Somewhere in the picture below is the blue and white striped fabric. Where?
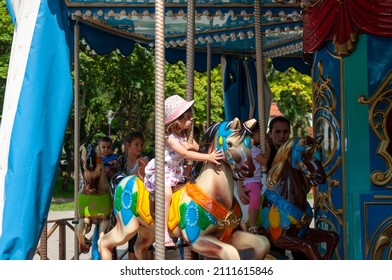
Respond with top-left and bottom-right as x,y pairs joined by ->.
0,0 -> 73,259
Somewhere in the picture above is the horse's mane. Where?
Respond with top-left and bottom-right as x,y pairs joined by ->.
267,138 -> 295,189
189,122 -> 221,182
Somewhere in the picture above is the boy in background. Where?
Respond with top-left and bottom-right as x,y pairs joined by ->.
98,136 -> 118,180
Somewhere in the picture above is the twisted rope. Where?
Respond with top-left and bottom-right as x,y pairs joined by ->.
255,0 -> 266,154
184,0 -> 196,259
73,18 -> 80,260
154,0 -> 166,260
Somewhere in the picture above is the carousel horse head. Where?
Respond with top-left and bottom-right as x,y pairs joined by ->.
290,135 -> 326,186
80,143 -> 107,195
261,135 -> 338,260
267,135 -> 326,204
191,118 -> 256,181
98,118 -> 271,260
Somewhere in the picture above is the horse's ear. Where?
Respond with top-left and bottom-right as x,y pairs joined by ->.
315,135 -> 324,144
96,145 -> 102,157
232,118 -> 241,130
80,145 -> 87,163
244,118 -> 257,132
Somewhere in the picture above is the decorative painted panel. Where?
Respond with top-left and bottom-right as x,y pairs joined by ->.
361,194 -> 392,260
312,46 -> 344,259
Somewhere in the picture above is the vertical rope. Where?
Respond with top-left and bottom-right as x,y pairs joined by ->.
154,0 -> 166,260
185,0 -> 195,102
207,42 -> 212,127
185,0 -> 195,146
73,18 -> 80,260
255,0 -> 266,154
184,0 -> 196,259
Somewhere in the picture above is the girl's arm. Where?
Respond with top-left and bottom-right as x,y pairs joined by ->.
236,180 -> 250,205
254,142 -> 271,166
167,136 -> 223,165
182,139 -> 200,151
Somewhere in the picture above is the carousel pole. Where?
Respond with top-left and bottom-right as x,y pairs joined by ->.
255,0 -> 267,154
185,0 -> 195,146
184,0 -> 199,260
185,0 -> 195,103
72,17 -> 80,260
207,41 -> 212,128
154,0 -> 166,260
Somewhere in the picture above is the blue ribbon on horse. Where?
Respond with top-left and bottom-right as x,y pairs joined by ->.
291,138 -> 306,168
264,189 -> 312,238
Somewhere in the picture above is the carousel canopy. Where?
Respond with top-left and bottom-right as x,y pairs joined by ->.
65,0 -> 312,73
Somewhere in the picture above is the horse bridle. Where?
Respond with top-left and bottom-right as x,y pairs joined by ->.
215,121 -> 252,167
291,138 -> 322,183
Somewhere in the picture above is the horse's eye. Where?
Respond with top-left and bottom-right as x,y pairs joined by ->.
227,142 -> 232,148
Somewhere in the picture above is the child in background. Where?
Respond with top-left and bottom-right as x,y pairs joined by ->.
117,131 -> 148,180
116,131 -> 151,260
144,94 -> 224,248
98,136 -> 119,180
237,122 -> 270,234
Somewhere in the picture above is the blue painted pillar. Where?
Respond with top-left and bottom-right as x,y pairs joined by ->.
313,34 -> 392,260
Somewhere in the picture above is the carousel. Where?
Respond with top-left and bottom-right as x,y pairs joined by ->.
0,0 -> 392,260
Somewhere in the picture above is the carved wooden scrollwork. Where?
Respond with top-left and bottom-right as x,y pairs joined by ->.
313,60 -> 343,228
358,71 -> 392,188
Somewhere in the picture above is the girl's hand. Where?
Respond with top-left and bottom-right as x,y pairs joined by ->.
137,157 -> 149,179
209,149 -> 224,165
237,181 -> 250,205
137,156 -> 149,167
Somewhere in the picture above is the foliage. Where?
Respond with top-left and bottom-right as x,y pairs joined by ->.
0,2 -> 13,113
267,63 -> 312,137
76,44 -> 155,149
59,44 -> 156,191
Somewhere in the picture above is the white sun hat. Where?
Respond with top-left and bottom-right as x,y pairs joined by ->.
164,95 -> 194,125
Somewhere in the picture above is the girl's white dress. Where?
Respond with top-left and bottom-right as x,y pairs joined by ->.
144,133 -> 187,192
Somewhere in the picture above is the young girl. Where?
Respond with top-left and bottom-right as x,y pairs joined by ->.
237,122 -> 270,234
117,131 -> 149,180
116,131 -> 151,260
144,94 -> 223,248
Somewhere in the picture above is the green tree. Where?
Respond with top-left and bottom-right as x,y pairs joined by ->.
267,63 -> 312,137
59,44 -> 156,191
0,2 -> 13,113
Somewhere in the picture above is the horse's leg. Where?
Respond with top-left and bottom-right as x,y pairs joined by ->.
76,218 -> 91,254
99,215 -> 139,260
227,231 -> 270,260
91,218 -> 111,260
305,229 -> 339,260
91,225 -> 101,260
134,225 -> 155,260
275,233 -> 321,260
190,236 -> 241,260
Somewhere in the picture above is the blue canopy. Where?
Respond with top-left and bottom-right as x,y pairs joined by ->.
66,0 -> 310,74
